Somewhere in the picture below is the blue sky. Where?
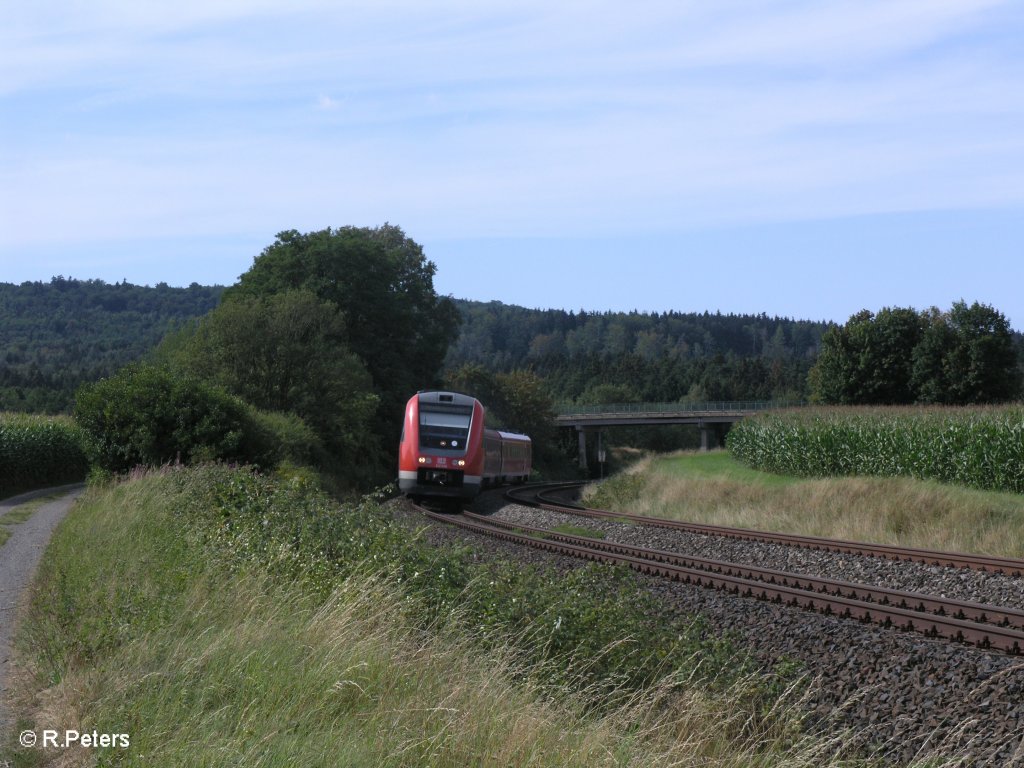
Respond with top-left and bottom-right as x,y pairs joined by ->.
2,1 -> 1022,325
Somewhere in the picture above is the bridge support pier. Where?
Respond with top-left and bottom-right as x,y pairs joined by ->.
699,422 -> 728,451
577,427 -> 588,470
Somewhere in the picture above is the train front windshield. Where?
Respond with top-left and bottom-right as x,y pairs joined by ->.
419,404 -> 472,450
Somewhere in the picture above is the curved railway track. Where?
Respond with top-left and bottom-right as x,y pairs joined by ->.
412,483 -> 1024,654
508,481 -> 1024,576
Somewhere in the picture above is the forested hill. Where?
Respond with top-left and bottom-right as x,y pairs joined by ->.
1,280 -> 838,412
445,299 -> 832,402
13,279 -> 1016,413
0,278 -> 224,412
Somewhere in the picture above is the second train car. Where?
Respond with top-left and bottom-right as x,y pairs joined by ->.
398,390 -> 532,500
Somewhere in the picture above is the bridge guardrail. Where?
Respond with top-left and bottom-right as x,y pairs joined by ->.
554,401 -> 802,418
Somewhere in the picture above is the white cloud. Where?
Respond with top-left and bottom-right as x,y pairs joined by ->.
317,94 -> 340,111
1,0 -> 1022,250
671,0 -> 1010,68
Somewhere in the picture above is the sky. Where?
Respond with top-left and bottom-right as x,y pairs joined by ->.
2,1 -> 1022,326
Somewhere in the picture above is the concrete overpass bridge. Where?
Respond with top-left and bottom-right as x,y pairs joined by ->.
554,401 -> 794,468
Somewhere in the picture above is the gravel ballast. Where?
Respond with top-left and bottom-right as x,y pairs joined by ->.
395,491 -> 1024,766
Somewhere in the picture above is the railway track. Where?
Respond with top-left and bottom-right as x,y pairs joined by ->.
507,481 -> 1024,576
412,485 -> 1024,654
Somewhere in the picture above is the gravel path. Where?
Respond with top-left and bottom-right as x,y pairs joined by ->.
0,485 -> 84,737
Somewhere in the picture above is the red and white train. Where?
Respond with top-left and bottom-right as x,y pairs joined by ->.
398,391 -> 532,501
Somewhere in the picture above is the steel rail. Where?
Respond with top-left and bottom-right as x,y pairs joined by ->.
506,482 -> 1024,576
416,503 -> 1024,654
464,511 -> 1024,631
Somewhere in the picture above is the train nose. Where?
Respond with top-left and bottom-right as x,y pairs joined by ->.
422,468 -> 464,486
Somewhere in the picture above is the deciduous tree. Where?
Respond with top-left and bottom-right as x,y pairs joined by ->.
223,224 -> 459,481
174,290 -> 379,478
227,225 -> 459,422
813,302 -> 1019,405
941,301 -> 1019,403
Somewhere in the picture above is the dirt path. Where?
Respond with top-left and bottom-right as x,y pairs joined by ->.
0,485 -> 84,737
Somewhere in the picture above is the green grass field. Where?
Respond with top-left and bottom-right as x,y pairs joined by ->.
655,450 -> 800,488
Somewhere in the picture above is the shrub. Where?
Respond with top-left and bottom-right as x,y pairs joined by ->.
75,364 -> 255,473
239,407 -> 325,470
0,412 -> 90,496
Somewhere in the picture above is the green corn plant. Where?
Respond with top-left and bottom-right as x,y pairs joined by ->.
0,412 -> 90,496
728,406 -> 1024,494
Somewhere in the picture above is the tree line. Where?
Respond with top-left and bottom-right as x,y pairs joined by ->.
4,228 -> 1022,488
809,302 -> 1022,405
446,300 -> 831,404
0,278 -> 223,412
2,269 -> 836,417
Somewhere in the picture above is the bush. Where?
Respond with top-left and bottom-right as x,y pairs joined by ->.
240,407 -> 326,470
0,412 -> 90,496
75,364 -> 257,473
728,406 -> 1024,493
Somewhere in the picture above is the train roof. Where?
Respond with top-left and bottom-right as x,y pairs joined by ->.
415,392 -> 531,441
495,430 -> 531,442
416,390 -> 479,407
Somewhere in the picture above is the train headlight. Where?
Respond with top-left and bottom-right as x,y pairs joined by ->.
456,460 -> 465,467
418,457 -> 427,464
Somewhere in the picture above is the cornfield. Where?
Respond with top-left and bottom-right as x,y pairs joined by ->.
0,412 -> 90,496
728,406 -> 1024,494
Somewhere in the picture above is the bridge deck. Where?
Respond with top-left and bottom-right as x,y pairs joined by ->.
553,402 -> 797,464
554,401 -> 792,428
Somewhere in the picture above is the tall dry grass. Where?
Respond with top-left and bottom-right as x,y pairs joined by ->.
586,451 -> 1024,557
25,571 -> 863,768
4,472 -> 889,767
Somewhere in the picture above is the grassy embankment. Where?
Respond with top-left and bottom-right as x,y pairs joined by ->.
2,466 -> 884,768
586,449 -> 1024,558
